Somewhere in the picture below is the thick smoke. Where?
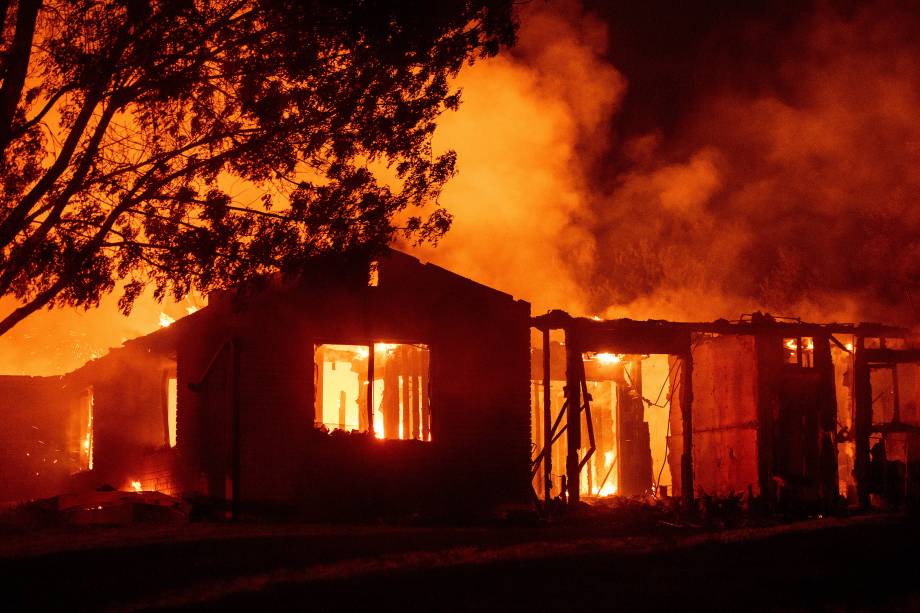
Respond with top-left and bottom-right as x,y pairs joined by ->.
423,0 -> 920,326
595,2 -> 920,324
416,0 -> 624,315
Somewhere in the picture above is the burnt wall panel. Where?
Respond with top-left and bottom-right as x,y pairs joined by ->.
66,252 -> 534,514
237,324 -> 312,504
426,293 -> 532,508
192,253 -> 534,513
690,335 -> 760,497
92,368 -> 164,487
135,448 -> 179,496
296,435 -> 437,518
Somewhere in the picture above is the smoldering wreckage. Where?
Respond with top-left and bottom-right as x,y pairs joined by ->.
1,250 -> 918,526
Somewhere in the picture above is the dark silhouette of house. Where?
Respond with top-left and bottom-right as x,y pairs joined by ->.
0,251 -> 532,516
1,252 -> 917,517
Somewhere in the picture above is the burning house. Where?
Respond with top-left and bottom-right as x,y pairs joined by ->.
1,252 -> 917,519
1,251 -> 532,517
530,311 -> 918,512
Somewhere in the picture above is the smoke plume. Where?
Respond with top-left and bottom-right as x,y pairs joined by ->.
423,0 -> 920,326
416,0 -> 624,315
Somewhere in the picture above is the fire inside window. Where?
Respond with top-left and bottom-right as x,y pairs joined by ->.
368,260 -> 379,287
783,337 -> 814,368
313,343 -> 431,441
166,376 -> 178,447
81,387 -> 94,471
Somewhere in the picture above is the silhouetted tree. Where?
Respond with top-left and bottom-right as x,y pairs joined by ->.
0,0 -> 516,334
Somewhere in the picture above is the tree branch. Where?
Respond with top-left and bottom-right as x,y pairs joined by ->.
0,95 -> 123,296
0,0 -> 42,156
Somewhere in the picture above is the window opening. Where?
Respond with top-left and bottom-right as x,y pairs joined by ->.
783,337 -> 814,367
313,343 -> 430,441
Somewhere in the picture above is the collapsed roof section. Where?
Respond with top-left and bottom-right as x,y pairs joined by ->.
530,309 -> 914,511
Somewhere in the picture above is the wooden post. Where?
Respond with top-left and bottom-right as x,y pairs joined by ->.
814,335 -> 839,508
367,343 -> 375,437
543,330 -> 553,504
338,390 -> 346,431
314,346 -> 324,427
400,346 -> 411,440
421,349 -> 430,441
680,351 -> 694,506
411,347 -> 421,440
382,348 -> 399,438
565,328 -> 581,505
587,448 -> 594,495
533,380 -> 542,451
533,379 -> 542,496
853,336 -> 872,508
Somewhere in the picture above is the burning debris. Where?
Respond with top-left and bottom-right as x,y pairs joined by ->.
0,252 -> 533,519
531,310 -> 919,516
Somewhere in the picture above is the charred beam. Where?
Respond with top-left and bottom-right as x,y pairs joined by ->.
680,351 -> 694,505
564,328 -> 581,505
854,336 -> 872,508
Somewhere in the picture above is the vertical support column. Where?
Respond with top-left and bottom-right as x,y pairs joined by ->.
565,328 -> 581,505
542,329 -> 552,504
532,380 -> 542,456
382,349 -> 399,438
400,346 -> 411,439
314,346 -> 324,427
853,336 -> 872,508
814,335 -> 839,508
411,348 -> 421,440
680,350 -> 694,506
367,343 -> 375,438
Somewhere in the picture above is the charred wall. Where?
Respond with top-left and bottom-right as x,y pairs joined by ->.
669,331 -> 840,508
670,334 -> 760,498
66,344 -> 177,492
177,252 -> 532,515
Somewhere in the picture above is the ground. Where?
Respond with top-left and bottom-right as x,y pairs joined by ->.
1,512 -> 918,611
